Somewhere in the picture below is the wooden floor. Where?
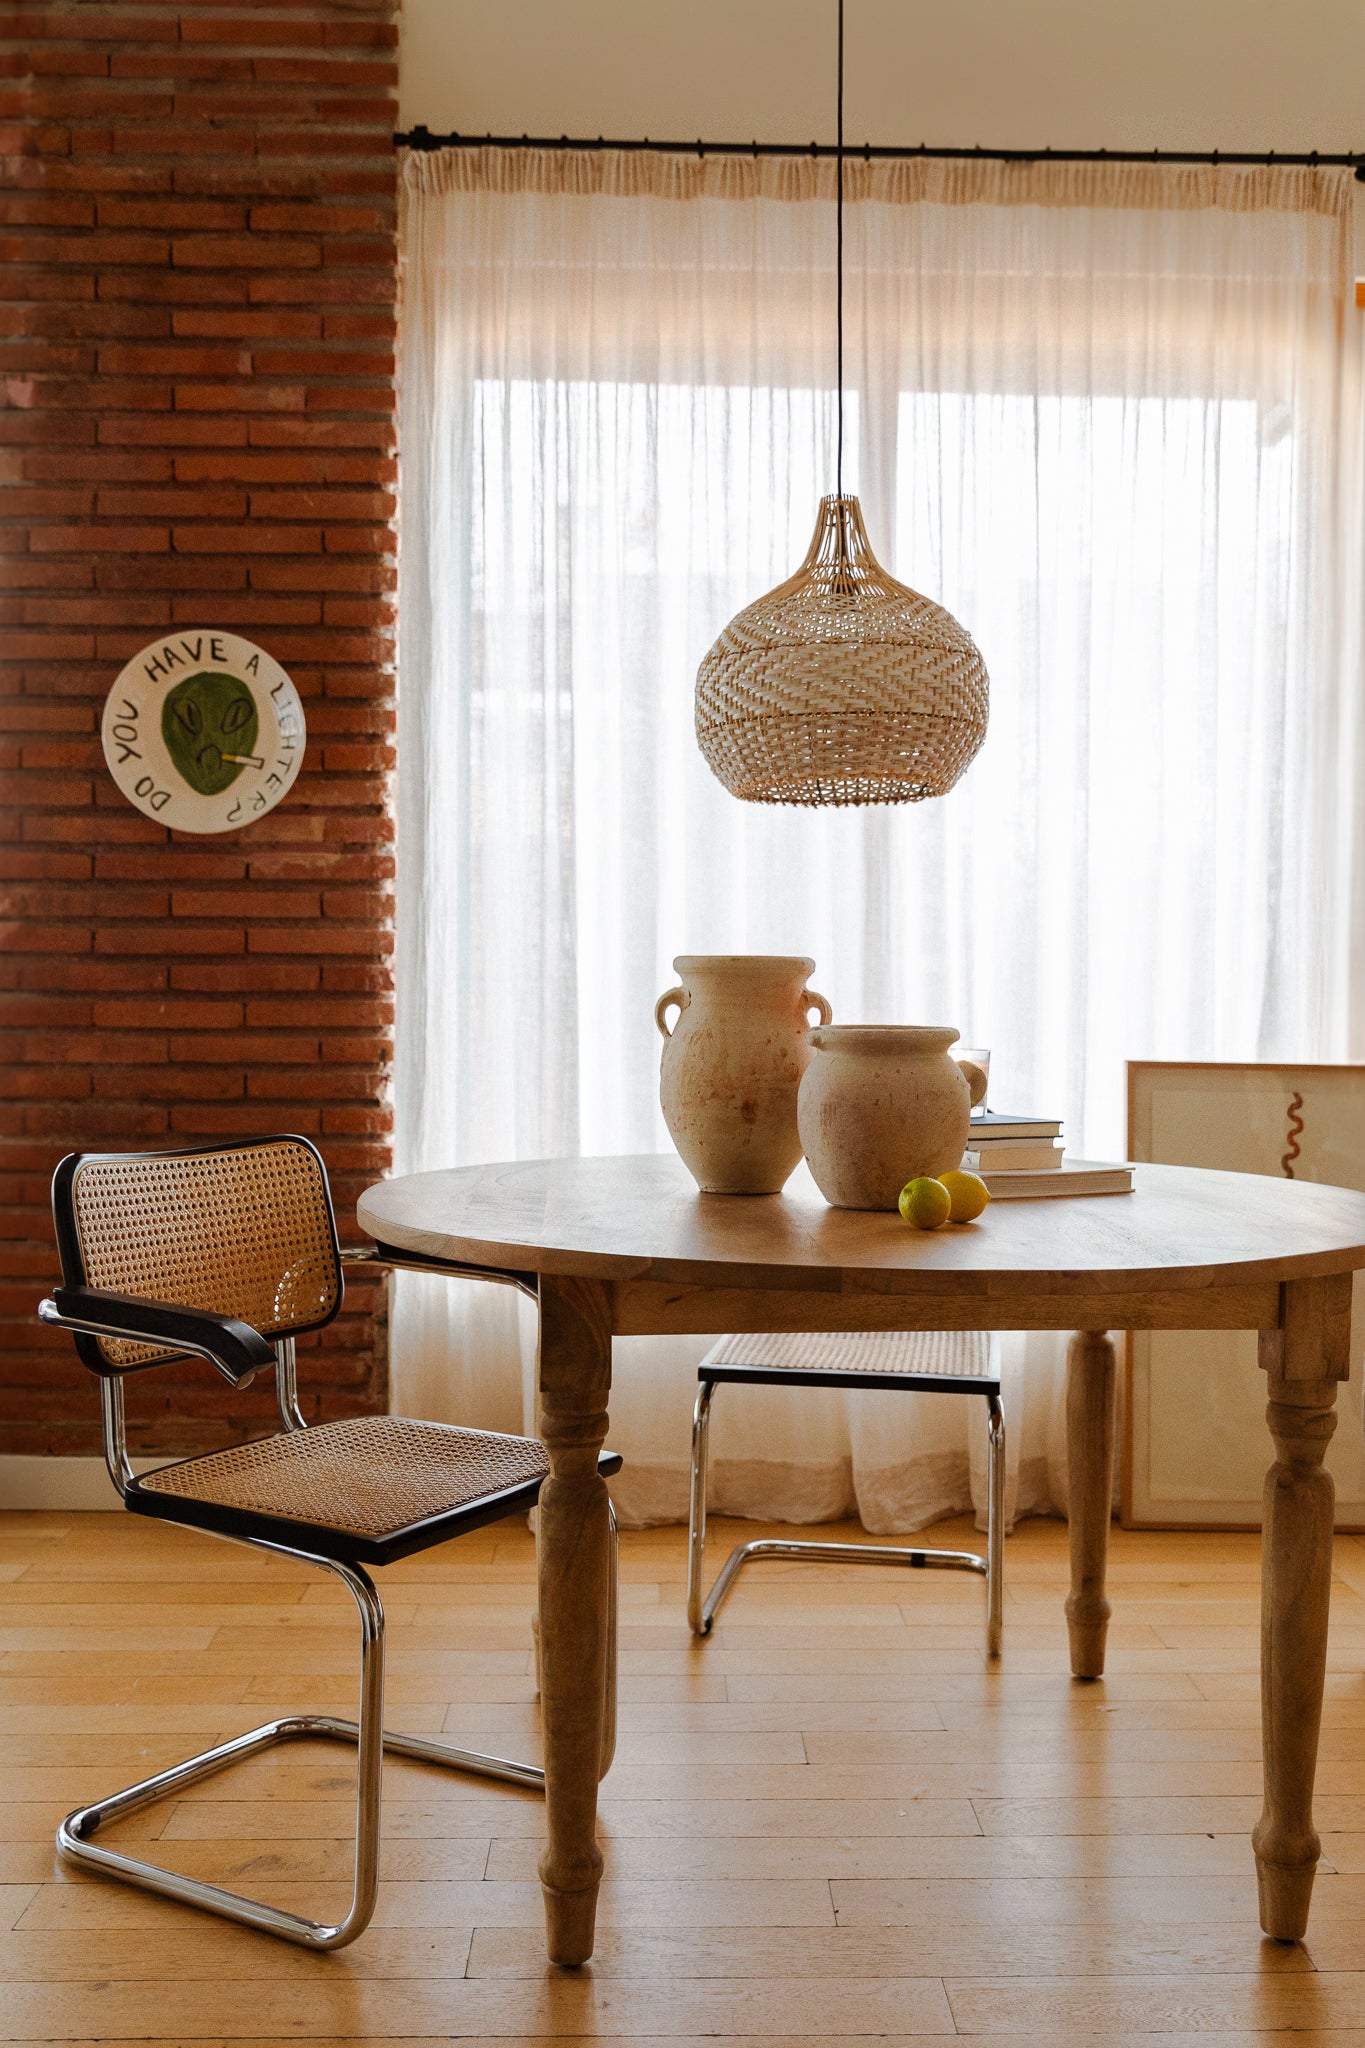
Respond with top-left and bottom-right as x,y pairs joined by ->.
8,1512 -> 1365,2044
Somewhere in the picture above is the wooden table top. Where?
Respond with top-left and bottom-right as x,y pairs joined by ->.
357,1155 -> 1365,1294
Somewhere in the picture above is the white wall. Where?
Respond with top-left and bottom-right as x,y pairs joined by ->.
400,0 -> 1364,155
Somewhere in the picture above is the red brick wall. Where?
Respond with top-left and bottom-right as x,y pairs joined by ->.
1,1 -> 399,1457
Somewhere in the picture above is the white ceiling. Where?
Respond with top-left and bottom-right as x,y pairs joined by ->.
399,0 -> 1364,155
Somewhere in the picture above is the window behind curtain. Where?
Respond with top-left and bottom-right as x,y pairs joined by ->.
389,150 -> 1364,1479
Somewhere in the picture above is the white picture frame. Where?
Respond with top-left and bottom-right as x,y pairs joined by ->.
1124,1060 -> 1365,1530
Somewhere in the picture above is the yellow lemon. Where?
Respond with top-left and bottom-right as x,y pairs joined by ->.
898,1176 -> 952,1230
939,1168 -> 991,1223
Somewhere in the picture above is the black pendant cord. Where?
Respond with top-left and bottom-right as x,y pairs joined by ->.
835,0 -> 844,504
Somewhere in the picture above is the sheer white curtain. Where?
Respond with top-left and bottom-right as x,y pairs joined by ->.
394,148 -> 1364,1528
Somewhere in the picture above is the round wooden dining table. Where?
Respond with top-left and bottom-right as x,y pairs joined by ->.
357,1153 -> 1365,1965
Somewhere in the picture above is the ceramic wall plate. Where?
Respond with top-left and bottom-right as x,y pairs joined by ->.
102,630 -> 305,833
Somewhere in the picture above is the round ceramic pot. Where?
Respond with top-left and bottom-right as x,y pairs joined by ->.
797,1025 -> 984,1210
655,955 -> 832,1194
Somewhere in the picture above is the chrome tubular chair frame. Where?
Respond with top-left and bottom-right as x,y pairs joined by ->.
686,1357 -> 1005,1658
44,1334 -> 555,1953
37,1139 -> 621,1953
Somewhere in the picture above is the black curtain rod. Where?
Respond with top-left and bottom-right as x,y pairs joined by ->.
395,126 -> 1365,176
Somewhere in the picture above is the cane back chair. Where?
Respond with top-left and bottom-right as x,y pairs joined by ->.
687,1329 -> 1004,1655
37,1135 -> 620,1951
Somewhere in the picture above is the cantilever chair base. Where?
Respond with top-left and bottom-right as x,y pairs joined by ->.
58,1711 -> 543,1952
51,1526 -> 577,1952
687,1332 -> 1006,1658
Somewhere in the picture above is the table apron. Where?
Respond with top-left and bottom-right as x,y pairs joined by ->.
610,1277 -> 1286,1336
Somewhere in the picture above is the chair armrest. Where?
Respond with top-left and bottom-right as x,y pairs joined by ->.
41,1285 -> 276,1386
341,1243 -> 538,1300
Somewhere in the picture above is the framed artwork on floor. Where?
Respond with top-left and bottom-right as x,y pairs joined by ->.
1124,1061 -> 1365,1530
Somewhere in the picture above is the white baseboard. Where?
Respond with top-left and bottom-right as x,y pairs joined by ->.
0,1456 -> 156,1511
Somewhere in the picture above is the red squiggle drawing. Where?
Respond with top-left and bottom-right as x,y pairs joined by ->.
1282,1091 -> 1304,1178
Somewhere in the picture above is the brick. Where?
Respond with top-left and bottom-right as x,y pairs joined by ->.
173,382 -> 305,413
247,996 -> 389,1028
170,1103 -> 320,1136
93,998 -> 243,1030
253,349 -> 393,380
12,377 -> 175,412
98,556 -> 247,591
107,54 -> 256,85
94,928 -> 244,957
248,487 -> 392,520
0,195 -> 95,227
99,416 -> 250,446
251,60 -> 396,91
97,199 -> 247,232
171,309 -> 320,340
247,1065 -> 377,1101
100,345 -> 250,377
170,1031 -> 318,1063
171,960 -> 317,994
323,311 -> 395,341
113,125 -> 256,160
23,451 -> 174,481
187,456 -> 393,490
97,271 -> 248,306
172,525 -> 322,557
23,14 -> 179,43
0,850 -> 90,881
28,164 -> 173,195
248,924 -> 389,957
248,557 -> 390,591
324,21 -> 399,46
95,486 -> 248,518
249,272 -> 392,307
172,888 -> 321,920
180,17 -> 326,48
249,203 -> 387,233
0,561 -> 95,594
91,850 -> 246,882
29,525 -> 169,553
168,593 -> 319,626
6,305 -> 172,342
2,231 -> 170,266
172,235 -> 322,270
173,165 -> 319,200
0,272 -> 94,307
249,416 -> 393,449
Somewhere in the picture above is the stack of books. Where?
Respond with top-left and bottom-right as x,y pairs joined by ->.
961,1112 -> 1133,1199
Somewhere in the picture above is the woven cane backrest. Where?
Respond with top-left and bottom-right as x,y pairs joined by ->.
65,1138 -> 341,1371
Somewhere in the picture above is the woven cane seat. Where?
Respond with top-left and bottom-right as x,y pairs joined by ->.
701,1328 -> 997,1391
127,1416 -> 598,1567
65,1137 -> 340,1372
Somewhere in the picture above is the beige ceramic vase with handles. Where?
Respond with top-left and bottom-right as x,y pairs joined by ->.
798,1025 -> 988,1210
655,955 -> 833,1194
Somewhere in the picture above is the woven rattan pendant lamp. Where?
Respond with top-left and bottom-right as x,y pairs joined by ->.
694,1 -> 989,805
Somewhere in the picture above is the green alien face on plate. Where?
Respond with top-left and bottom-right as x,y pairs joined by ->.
161,672 -> 260,796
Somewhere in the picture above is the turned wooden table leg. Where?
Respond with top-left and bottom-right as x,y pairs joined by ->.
1065,1329 -> 1117,1679
535,1274 -> 614,1967
1253,1274 -> 1350,1942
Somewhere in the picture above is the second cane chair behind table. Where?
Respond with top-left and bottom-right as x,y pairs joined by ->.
687,1329 -> 1005,1653
37,1134 -> 620,1951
